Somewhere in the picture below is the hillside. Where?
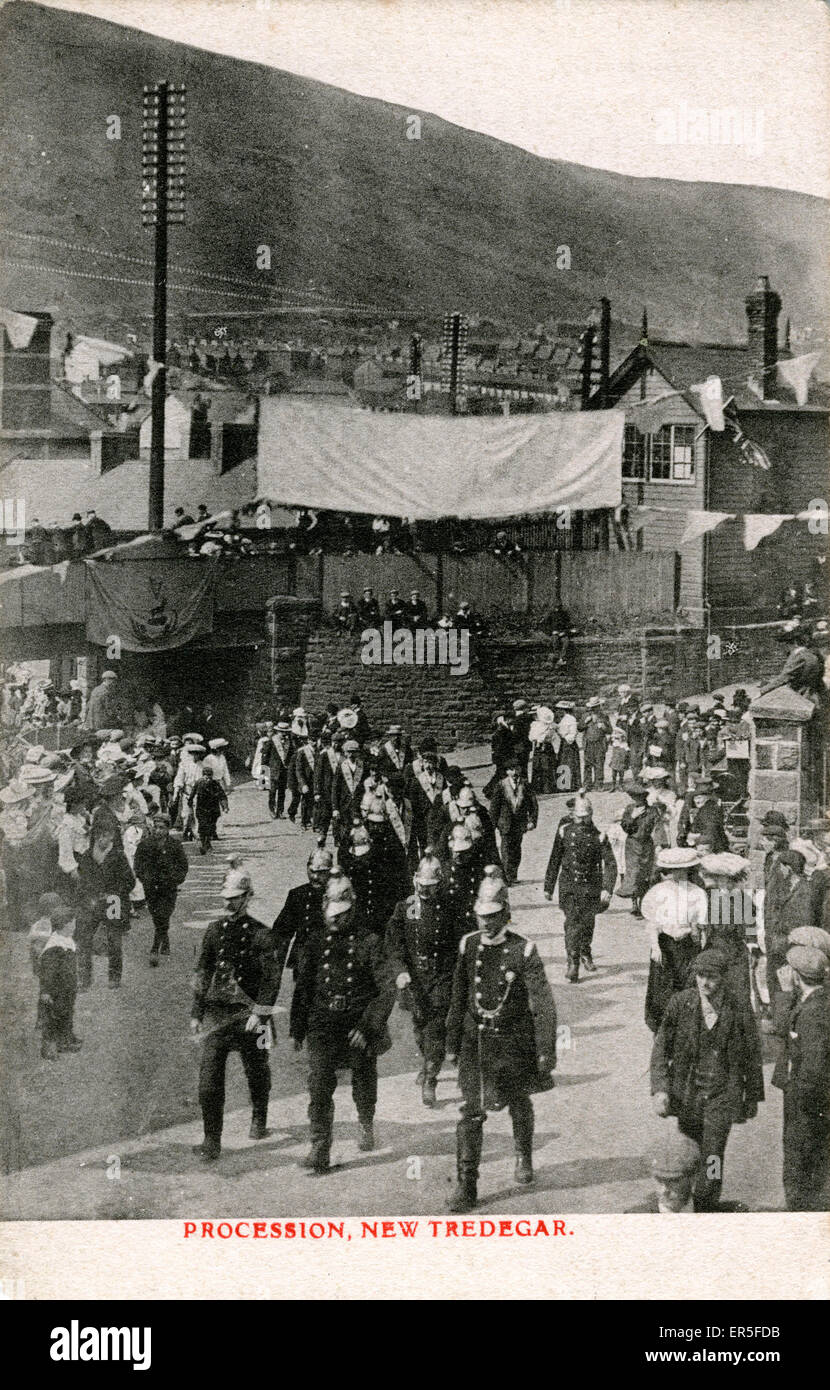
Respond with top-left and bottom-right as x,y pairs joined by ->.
0,1 -> 827,345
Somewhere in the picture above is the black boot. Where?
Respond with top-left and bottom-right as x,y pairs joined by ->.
631,897 -> 643,919
565,954 -> 579,983
192,1139 -> 221,1161
448,1121 -> 482,1213
358,1121 -> 375,1152
422,1066 -> 438,1108
580,950 -> 597,974
512,1106 -> 534,1185
301,1139 -> 331,1174
249,1104 -> 268,1140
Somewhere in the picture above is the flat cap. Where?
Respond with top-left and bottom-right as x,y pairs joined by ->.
787,926 -> 830,961
649,1131 -> 701,1179
786,945 -> 827,984
692,948 -> 729,976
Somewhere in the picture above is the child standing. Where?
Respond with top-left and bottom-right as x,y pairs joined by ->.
609,726 -> 629,790
38,904 -> 82,1060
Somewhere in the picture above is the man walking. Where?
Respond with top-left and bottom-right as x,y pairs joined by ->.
263,719 -> 292,819
488,754 -> 538,885
650,948 -> 763,1211
772,945 -> 830,1210
445,869 -> 557,1212
190,865 -> 278,1161
289,874 -> 395,1174
133,810 -> 189,965
544,794 -> 617,981
386,850 -> 456,1107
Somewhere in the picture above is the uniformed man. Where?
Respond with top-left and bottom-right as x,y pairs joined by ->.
386,851 -> 456,1106
544,794 -> 617,981
190,866 -> 279,1161
289,874 -> 395,1174
772,945 -> 829,1210
442,821 -> 481,941
344,821 -> 397,936
271,841 -> 333,990
445,869 -> 557,1212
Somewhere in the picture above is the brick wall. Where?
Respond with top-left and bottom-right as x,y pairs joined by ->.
298,626 -> 711,747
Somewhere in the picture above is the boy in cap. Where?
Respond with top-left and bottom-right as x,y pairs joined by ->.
133,811 -> 189,965
189,764 -> 228,855
627,1129 -> 702,1212
289,874 -> 395,1173
357,585 -> 381,627
191,866 -> 278,1160
38,904 -> 82,1060
445,868 -> 557,1210
651,947 -> 763,1211
772,945 -> 829,1210
386,850 -> 456,1106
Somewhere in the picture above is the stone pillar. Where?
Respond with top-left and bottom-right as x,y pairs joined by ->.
747,686 -> 821,843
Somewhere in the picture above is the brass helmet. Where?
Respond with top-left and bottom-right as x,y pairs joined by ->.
350,823 -> 372,856
361,792 -> 387,824
415,849 -> 444,887
307,839 -> 334,874
221,865 -> 253,900
473,865 -> 510,917
448,821 -> 474,852
323,873 -> 356,920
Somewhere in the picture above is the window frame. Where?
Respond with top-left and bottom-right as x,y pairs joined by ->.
648,423 -> 697,485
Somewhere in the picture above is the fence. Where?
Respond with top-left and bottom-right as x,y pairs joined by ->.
297,550 -> 679,623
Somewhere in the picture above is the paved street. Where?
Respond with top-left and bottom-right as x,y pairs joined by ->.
0,757 -> 784,1220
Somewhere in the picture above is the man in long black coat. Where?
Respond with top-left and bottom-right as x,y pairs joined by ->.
133,811 -> 189,964
650,948 -> 764,1211
772,945 -> 830,1211
544,795 -> 617,981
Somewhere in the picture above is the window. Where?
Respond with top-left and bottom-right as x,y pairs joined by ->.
622,423 -> 647,478
649,424 -> 696,483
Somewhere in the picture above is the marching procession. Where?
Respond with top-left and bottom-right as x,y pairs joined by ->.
2,626 -> 829,1217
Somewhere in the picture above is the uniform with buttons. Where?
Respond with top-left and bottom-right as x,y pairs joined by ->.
290,911 -> 395,1162
192,911 -> 279,1150
544,815 -> 617,976
386,891 -> 457,1079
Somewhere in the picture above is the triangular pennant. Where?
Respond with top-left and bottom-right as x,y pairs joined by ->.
743,513 -> 794,550
691,375 -> 725,430
777,351 -> 822,406
679,511 -> 734,546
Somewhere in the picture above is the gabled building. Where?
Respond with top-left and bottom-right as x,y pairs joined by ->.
600,278 -> 829,621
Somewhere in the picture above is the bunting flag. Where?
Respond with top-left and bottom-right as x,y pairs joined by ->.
0,307 -> 39,350
777,351 -> 822,407
679,510 -> 735,546
743,513 -> 795,551
691,376 -> 725,431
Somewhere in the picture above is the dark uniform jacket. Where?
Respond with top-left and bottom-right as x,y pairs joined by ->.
289,920 -> 395,1052
385,893 -> 457,1012
348,849 -> 400,936
192,912 -> 279,1021
544,818 -> 617,904
446,929 -> 557,1108
650,987 -> 764,1123
771,987 -> 830,1121
271,882 -> 326,989
441,852 -> 481,941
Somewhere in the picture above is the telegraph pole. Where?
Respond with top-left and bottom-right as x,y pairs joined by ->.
142,81 -> 186,531
442,311 -> 468,415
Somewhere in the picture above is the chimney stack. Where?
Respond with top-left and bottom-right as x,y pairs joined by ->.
744,276 -> 781,400
0,311 -> 54,430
